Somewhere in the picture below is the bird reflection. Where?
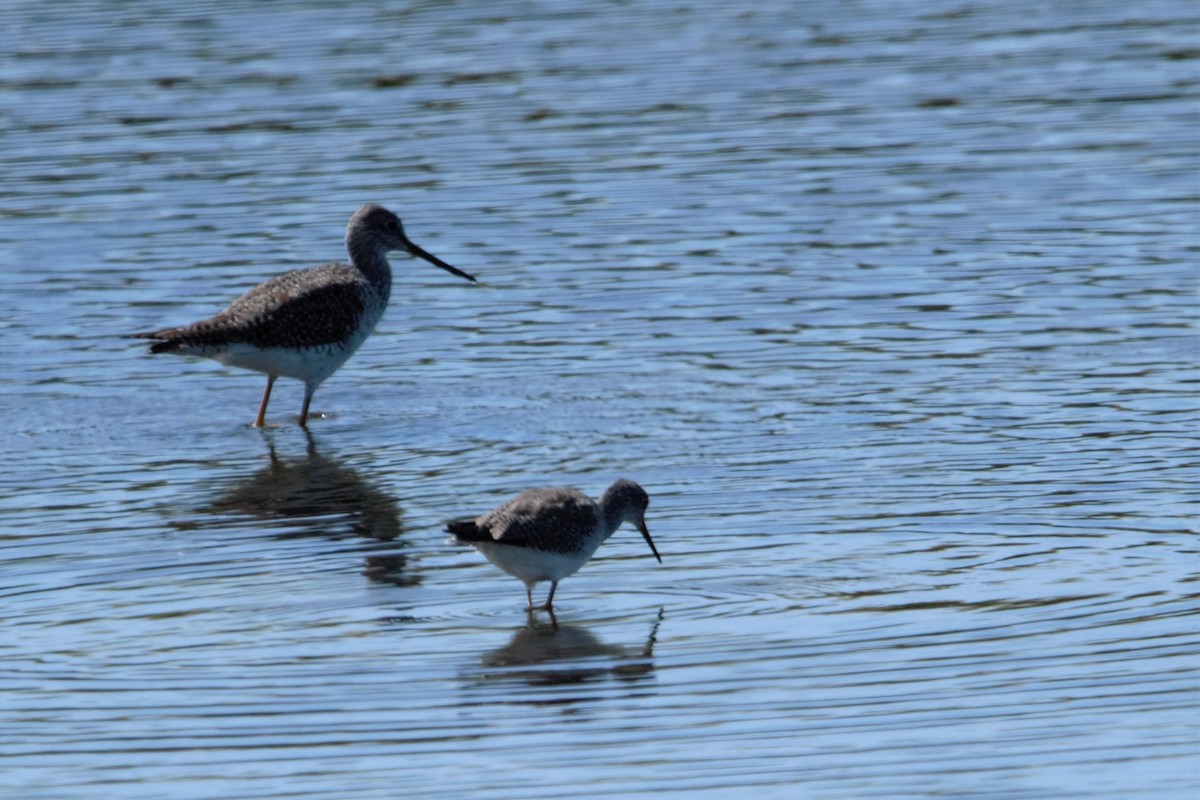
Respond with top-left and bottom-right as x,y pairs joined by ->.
461,609 -> 663,697
201,430 -> 409,584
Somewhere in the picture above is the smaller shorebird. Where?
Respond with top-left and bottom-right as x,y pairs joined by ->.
129,204 -> 476,427
448,479 -> 662,610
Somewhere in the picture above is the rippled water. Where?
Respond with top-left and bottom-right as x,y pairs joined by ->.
2,1 -> 1197,798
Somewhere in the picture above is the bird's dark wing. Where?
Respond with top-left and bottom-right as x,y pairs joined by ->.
130,263 -> 368,352
473,488 -> 599,552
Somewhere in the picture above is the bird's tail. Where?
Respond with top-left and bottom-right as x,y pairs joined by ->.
125,329 -> 188,354
446,518 -> 487,542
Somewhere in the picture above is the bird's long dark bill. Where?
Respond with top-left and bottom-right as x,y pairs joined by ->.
405,239 -> 477,283
638,522 -> 663,563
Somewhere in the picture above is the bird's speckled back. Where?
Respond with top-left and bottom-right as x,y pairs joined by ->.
478,487 -> 601,553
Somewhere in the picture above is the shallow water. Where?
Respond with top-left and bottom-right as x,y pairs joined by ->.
2,1 -> 1197,798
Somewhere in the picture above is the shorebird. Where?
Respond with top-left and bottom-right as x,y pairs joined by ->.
129,204 -> 476,427
448,479 -> 662,610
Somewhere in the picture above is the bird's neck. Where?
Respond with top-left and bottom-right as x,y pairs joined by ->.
600,498 -> 626,539
346,240 -> 393,290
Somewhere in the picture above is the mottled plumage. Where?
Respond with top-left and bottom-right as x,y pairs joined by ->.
449,479 -> 662,610
143,264 -> 371,354
130,204 -> 476,426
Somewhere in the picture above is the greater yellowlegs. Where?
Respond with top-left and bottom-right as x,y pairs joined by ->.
129,204 -> 476,427
448,479 -> 662,610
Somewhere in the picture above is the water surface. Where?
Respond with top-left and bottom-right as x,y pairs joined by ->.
2,1 -> 1197,798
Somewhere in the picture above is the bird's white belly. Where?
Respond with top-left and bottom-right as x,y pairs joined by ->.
206,296 -> 382,384
211,341 -> 353,383
471,542 -> 598,584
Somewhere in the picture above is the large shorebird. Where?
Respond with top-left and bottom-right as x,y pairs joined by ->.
129,204 -> 476,426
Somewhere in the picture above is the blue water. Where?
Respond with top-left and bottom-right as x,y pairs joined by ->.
2,1 -> 1197,798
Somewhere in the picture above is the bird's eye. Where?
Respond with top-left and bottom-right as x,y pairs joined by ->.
387,219 -> 402,233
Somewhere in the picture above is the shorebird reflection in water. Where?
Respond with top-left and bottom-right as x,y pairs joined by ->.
129,204 -> 477,427
448,479 -> 662,610
207,431 -> 403,542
